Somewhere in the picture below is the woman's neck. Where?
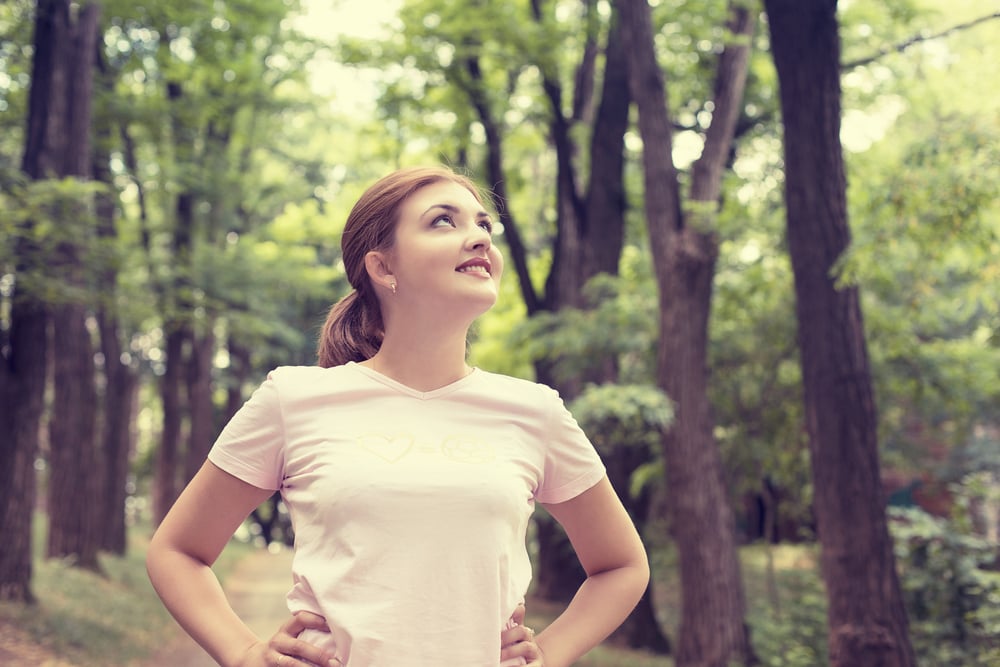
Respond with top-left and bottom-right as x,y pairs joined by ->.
363,327 -> 472,392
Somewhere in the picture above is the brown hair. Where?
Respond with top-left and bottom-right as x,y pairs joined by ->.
317,166 -> 486,367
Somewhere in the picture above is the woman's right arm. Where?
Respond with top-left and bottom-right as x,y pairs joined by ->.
146,461 -> 331,667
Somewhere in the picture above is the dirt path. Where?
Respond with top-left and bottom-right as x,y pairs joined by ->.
142,547 -> 295,666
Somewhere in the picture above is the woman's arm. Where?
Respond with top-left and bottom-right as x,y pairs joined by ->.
146,461 -> 331,667
532,476 -> 650,667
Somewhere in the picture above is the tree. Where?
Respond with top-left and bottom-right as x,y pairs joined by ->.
116,0 -> 322,523
44,0 -> 103,571
1,0 -> 77,601
618,0 -> 758,664
92,38 -> 140,555
761,0 -> 917,664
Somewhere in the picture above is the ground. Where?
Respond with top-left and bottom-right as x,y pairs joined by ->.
143,547 -> 295,667
0,618 -> 76,666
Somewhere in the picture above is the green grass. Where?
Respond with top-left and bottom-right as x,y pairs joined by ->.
0,514 -> 254,666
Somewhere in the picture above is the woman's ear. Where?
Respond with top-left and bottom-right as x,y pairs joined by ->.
364,251 -> 396,293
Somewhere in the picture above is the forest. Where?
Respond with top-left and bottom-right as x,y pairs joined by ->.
1,0 -> 998,665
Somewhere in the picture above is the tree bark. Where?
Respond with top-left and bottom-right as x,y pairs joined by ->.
762,1 -> 917,665
45,0 -> 103,571
0,0 -> 90,598
152,72 -> 196,525
153,324 -> 187,525
184,327 -> 216,483
619,0 -> 757,664
97,313 -> 138,554
93,44 -> 138,554
578,10 -> 673,651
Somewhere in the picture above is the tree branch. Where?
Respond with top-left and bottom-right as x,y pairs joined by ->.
842,12 -> 1000,70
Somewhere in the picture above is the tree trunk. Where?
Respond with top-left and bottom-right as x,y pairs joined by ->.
1,0 -> 66,600
97,313 -> 138,555
45,0 -> 102,571
151,69 -> 197,525
93,43 -> 138,555
762,1 -> 917,665
579,11 -> 672,652
184,327 -> 216,483
47,304 -> 101,569
0,297 -> 45,602
619,0 -> 757,664
153,324 -> 187,525
459,5 -> 651,642
225,338 -> 252,421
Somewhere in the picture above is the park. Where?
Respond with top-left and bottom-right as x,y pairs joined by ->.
1,0 -> 998,665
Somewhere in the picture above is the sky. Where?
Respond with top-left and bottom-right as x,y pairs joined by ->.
292,0 -> 402,113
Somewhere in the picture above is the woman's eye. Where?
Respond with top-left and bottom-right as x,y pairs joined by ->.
431,215 -> 455,228
478,220 -> 494,234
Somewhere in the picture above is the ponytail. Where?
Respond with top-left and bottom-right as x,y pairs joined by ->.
317,288 -> 384,368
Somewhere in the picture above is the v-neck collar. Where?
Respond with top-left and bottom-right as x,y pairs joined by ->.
347,361 -> 478,400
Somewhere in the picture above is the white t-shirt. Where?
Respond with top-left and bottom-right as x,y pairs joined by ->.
208,362 -> 606,666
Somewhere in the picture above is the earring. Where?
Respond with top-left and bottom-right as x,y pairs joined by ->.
390,281 -> 397,295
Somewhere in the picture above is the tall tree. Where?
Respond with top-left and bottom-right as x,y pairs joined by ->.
455,5 -> 670,648
618,0 -> 757,664
92,39 -> 139,555
518,0 -> 632,605
136,0 -> 317,523
45,0 -> 103,570
0,0 -> 74,601
761,1 -> 917,664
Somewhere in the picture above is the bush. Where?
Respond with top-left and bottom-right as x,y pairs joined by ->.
743,547 -> 829,667
890,501 -> 1000,667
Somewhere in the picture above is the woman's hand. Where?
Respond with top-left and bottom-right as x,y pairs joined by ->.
238,611 -> 341,667
500,604 -> 545,667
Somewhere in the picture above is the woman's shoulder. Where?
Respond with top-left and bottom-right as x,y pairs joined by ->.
267,364 -> 338,378
473,369 -> 561,404
263,364 -> 360,393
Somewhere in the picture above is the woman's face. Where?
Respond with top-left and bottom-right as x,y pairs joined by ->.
384,180 -> 504,315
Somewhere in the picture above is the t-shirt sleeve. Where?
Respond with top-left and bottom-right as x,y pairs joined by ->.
533,384 -> 606,505
207,371 -> 285,491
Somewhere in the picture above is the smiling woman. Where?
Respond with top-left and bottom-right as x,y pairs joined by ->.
146,166 -> 649,667
363,179 -> 505,337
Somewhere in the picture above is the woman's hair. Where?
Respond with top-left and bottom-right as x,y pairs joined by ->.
317,166 -> 486,368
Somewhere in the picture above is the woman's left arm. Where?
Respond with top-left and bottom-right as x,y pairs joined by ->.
532,476 -> 650,667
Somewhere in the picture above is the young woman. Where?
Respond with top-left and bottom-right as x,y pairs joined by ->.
146,166 -> 649,667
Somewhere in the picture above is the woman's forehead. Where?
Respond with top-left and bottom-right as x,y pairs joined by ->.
402,180 -> 487,216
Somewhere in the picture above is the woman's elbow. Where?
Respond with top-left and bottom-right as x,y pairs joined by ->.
630,547 -> 651,596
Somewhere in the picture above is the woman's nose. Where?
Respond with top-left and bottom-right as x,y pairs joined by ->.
467,225 -> 492,250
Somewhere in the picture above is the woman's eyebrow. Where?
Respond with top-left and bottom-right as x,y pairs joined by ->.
421,203 -> 492,218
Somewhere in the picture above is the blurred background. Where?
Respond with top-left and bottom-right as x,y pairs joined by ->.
1,0 -> 998,665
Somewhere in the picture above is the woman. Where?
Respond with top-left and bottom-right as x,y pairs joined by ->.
147,166 -> 649,667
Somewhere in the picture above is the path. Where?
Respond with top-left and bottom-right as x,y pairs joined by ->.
143,547 -> 295,666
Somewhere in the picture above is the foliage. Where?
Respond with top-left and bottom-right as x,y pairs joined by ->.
890,499 -> 1000,666
511,270 -> 659,386
710,193 -> 814,534
840,12 -> 1000,476
0,0 -> 32,163
0,176 -> 109,307
740,545 -> 828,667
570,383 -> 673,456
205,199 -> 349,371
